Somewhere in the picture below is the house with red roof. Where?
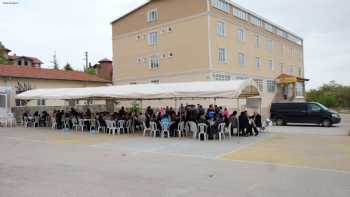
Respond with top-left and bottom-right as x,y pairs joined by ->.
0,42 -> 112,112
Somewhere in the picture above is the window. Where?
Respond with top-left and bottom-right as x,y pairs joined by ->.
308,103 -> 321,112
280,63 -> 284,73
151,80 -> 159,84
214,73 -> 231,81
277,29 -> 284,37
288,65 -> 294,74
298,67 -> 303,77
296,82 -> 304,97
15,99 -> 26,107
148,31 -> 158,46
237,28 -> 245,41
36,99 -> 46,106
255,34 -> 260,48
24,61 -> 28,66
218,48 -> 227,64
211,0 -> 230,13
217,21 -> 225,37
265,23 -> 273,32
233,8 -> 247,20
238,53 -> 245,65
267,80 -> 276,92
130,82 -> 137,85
0,94 -> 6,108
255,57 -> 261,70
254,79 -> 264,92
267,39 -> 273,50
147,9 -> 158,22
268,60 -> 273,71
149,55 -> 160,69
250,16 -> 262,26
17,61 -> 22,65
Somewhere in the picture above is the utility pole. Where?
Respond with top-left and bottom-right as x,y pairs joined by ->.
52,51 -> 59,69
83,51 -> 89,70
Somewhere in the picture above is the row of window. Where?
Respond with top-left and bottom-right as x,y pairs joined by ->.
136,52 -> 175,70
212,74 -> 277,93
217,48 -> 303,75
136,26 -> 173,46
211,0 -> 303,45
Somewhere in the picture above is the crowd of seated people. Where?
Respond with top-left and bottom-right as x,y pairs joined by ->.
21,104 -> 263,138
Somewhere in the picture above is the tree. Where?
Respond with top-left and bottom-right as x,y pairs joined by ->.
63,63 -> 74,71
84,63 -> 96,75
306,81 -> 350,109
0,41 -> 14,65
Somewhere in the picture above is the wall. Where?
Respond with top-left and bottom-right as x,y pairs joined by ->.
112,0 -> 209,84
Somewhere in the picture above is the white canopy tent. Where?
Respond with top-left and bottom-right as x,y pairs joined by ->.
16,79 -> 260,101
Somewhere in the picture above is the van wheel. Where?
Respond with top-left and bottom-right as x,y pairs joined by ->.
321,119 -> 332,127
276,118 -> 285,126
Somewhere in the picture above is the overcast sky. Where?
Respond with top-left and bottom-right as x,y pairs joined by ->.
0,0 -> 349,89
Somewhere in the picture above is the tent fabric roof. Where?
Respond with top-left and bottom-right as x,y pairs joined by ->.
16,79 -> 260,100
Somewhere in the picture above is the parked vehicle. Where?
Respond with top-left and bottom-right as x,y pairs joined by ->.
270,102 -> 341,127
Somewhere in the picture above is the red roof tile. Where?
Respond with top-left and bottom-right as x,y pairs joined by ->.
0,64 -> 111,83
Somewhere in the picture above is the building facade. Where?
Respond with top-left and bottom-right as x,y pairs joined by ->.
111,0 -> 307,114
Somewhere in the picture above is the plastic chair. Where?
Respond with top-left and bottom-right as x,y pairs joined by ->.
142,121 -> 152,137
97,120 -> 106,134
197,123 -> 208,141
106,120 -> 117,135
51,117 -> 57,129
188,121 -> 198,139
218,123 -> 226,142
90,119 -> 97,134
177,121 -> 185,138
78,119 -> 85,132
150,121 -> 159,137
117,120 -> 125,135
224,123 -> 232,140
161,122 -> 170,138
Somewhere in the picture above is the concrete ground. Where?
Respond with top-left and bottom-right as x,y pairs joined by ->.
0,115 -> 349,197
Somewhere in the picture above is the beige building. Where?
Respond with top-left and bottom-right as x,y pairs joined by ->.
111,0 -> 308,114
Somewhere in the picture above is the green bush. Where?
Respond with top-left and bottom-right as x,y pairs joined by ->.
306,81 -> 350,109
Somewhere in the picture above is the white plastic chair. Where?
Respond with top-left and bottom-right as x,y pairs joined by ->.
218,123 -> 226,142
63,118 -> 70,130
142,121 -> 152,137
51,117 -> 57,129
197,123 -> 208,141
125,119 -> 132,134
150,121 -> 159,137
72,118 -> 79,131
106,120 -> 117,136
177,121 -> 185,138
161,122 -> 170,138
78,119 -> 86,132
117,120 -> 125,135
224,123 -> 232,140
90,119 -> 97,134
97,120 -> 106,134
188,121 -> 198,139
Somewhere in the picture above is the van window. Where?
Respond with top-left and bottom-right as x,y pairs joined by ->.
308,103 -> 321,112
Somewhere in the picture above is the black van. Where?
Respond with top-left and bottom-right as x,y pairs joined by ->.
270,102 -> 341,127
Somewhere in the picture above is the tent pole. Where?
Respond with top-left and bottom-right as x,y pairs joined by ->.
236,98 -> 240,142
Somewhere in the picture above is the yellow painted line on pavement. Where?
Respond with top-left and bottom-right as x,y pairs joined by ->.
218,133 -> 350,172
